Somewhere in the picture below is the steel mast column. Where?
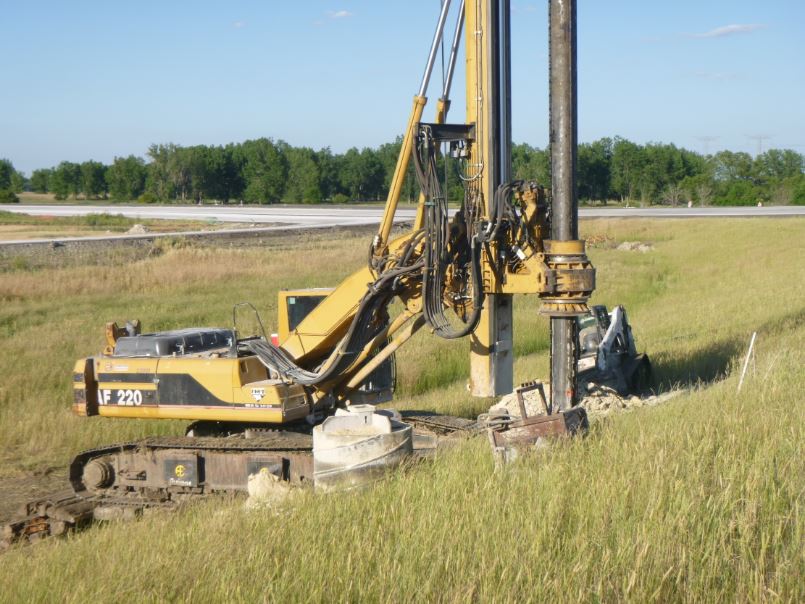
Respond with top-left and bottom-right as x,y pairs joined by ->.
549,0 -> 579,411
468,0 -> 514,397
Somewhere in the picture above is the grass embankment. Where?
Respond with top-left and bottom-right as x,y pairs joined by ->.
0,218 -> 803,601
0,210 -> 218,240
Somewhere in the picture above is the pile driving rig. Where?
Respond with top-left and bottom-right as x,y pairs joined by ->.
5,0 -> 602,546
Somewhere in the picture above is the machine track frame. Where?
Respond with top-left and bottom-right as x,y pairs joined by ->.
2,414 -> 478,549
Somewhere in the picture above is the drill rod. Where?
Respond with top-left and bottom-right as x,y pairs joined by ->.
549,0 -> 579,411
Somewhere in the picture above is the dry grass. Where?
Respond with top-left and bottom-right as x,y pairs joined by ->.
0,210 -> 226,240
16,192 -> 57,204
0,218 -> 803,601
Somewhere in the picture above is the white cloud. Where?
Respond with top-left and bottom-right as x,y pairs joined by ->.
232,20 -> 246,29
328,10 -> 353,19
689,24 -> 767,39
692,71 -> 740,81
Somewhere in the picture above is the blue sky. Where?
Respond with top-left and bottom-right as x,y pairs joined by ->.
1,0 -> 803,174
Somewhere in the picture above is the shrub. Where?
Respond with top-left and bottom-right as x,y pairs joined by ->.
792,178 -> 805,206
713,180 -> 758,206
137,192 -> 159,204
0,189 -> 19,203
82,213 -> 132,228
332,193 -> 350,204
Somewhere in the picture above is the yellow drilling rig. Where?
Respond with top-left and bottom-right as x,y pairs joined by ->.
5,0 -> 651,547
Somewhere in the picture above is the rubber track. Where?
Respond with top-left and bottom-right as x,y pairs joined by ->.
3,416 -> 472,549
400,412 -> 482,434
3,433 -> 313,550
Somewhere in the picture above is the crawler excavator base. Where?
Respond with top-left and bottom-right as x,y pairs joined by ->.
1,411 -> 476,549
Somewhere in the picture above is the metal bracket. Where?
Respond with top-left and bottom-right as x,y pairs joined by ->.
493,340 -> 512,354
514,380 -> 550,417
417,122 -> 476,143
487,380 -> 588,464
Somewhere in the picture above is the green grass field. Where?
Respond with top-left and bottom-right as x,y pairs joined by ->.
0,218 -> 802,601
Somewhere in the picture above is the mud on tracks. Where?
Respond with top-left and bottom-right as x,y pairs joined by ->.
0,470 -> 69,525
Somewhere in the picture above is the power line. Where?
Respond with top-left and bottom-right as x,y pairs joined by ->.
695,136 -> 719,155
746,134 -> 772,156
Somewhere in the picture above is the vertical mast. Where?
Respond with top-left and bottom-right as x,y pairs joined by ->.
468,0 -> 514,397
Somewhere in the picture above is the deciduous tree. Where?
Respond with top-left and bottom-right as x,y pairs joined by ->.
236,138 -> 288,204
29,169 -> 51,193
50,161 -> 82,199
0,159 -> 14,190
106,156 -> 147,200
578,138 -> 612,202
80,160 -> 107,198
285,147 -> 322,203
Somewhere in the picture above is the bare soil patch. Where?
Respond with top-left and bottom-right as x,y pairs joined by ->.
0,471 -> 68,525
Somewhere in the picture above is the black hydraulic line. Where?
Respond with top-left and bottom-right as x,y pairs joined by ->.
412,126 -> 484,339
245,255 -> 424,386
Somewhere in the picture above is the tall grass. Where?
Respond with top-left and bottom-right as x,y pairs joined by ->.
0,342 -> 801,602
0,218 -> 803,601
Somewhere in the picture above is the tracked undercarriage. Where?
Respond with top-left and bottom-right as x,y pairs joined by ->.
2,415 -> 481,549
2,432 -> 305,548
4,301 -> 650,550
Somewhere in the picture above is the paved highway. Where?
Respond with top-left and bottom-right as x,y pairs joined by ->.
579,206 -> 805,218
4,204 -> 415,227
2,203 -> 802,245
6,203 -> 804,225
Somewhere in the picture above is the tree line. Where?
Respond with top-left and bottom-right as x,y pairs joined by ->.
512,138 -> 805,206
2,136 -> 804,205
2,141 -> 409,205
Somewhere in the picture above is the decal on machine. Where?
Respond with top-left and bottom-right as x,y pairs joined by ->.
251,387 -> 266,402
164,458 -> 198,487
99,388 -> 144,406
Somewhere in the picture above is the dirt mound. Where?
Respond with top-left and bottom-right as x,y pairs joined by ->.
489,380 -> 684,420
616,241 -> 653,253
490,383 -> 553,418
586,233 -> 614,247
126,224 -> 150,234
580,382 -> 684,415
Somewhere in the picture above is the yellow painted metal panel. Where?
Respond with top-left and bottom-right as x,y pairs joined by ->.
156,357 -> 237,402
96,383 -> 156,390
279,266 -> 374,361
94,358 -> 159,374
97,405 -> 286,423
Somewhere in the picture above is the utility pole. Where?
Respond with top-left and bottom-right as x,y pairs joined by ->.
468,0 -> 514,397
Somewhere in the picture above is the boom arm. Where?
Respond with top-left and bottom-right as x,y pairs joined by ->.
73,1 -> 595,429
373,0 -> 455,257
271,2 -> 466,396
257,0 -> 594,408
